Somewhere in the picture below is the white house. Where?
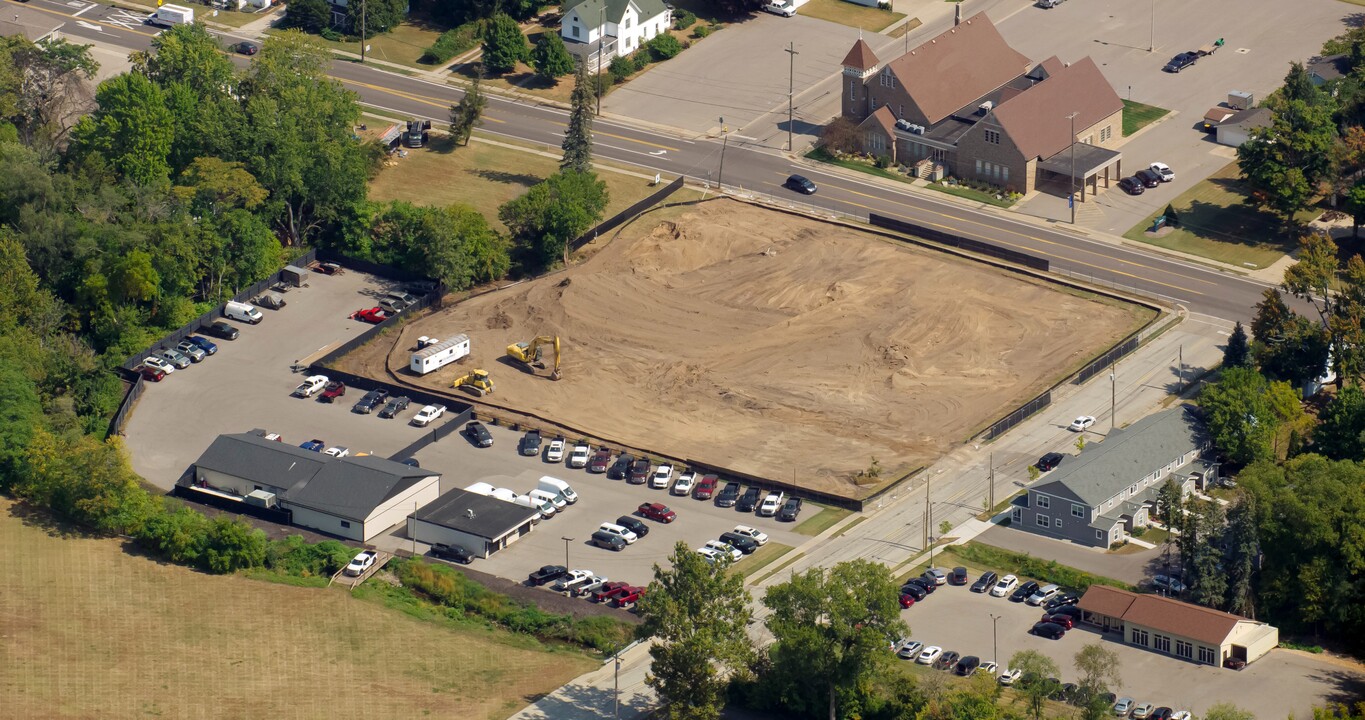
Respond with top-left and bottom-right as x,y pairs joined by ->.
561,0 -> 671,70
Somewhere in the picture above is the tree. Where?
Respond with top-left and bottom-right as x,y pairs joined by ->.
1154,477 -> 1184,525
1006,650 -> 1059,720
346,0 -> 408,34
498,170 -> 608,270
1200,367 -> 1308,464
562,59 -> 595,172
636,541 -> 754,720
530,33 -> 575,83
0,36 -> 99,152
71,72 -> 174,186
1283,62 -> 1325,105
1239,66 -> 1338,223
277,0 -> 331,33
1187,500 -> 1227,608
482,13 -> 529,75
1222,496 -> 1260,617
763,560 -> 908,720
370,201 -> 508,290
1073,643 -> 1121,720
1283,233 -> 1340,330
450,74 -> 487,146
1316,386 -> 1365,460
1223,322 -> 1250,368
1203,703 -> 1257,720
819,116 -> 861,155
134,23 -> 234,91
1344,179 -> 1365,238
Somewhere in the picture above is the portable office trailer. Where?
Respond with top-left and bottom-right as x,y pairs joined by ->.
410,334 -> 470,374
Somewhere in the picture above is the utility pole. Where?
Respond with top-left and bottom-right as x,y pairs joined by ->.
412,501 -> 417,556
1150,0 -> 1156,53
1066,111 -> 1079,224
614,650 -> 623,720
359,0 -> 367,63
718,117 -> 729,187
561,536 -> 573,569
988,453 -> 995,512
989,613 -> 1001,668
785,42 -> 799,152
1110,361 -> 1118,432
1178,345 -> 1184,393
925,471 -> 933,567
596,5 -> 605,116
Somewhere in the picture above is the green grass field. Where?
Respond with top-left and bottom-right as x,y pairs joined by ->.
798,0 -> 906,31
736,542 -> 796,579
0,499 -> 594,720
1122,99 -> 1170,136
303,21 -> 447,68
793,505 -> 853,536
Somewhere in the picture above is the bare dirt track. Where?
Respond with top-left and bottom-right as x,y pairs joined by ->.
393,199 -> 1152,497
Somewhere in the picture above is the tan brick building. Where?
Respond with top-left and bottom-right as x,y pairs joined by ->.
1078,585 -> 1279,669
840,13 -> 1124,198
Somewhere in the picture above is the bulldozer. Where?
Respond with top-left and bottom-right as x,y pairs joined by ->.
451,369 -> 495,396
506,335 -> 562,381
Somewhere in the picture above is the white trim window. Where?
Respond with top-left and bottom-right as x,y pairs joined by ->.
1072,503 -> 1086,519
1036,495 -> 1050,509
1036,514 -> 1050,528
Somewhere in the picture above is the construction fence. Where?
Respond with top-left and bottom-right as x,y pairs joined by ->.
570,176 -> 686,250
1077,336 -> 1140,384
868,214 -> 1050,271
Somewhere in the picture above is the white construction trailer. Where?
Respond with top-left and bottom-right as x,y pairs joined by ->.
410,334 -> 470,375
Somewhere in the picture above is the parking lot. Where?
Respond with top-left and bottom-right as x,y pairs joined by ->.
894,572 -> 1363,719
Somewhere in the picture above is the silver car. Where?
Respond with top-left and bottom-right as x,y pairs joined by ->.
175,341 -> 207,362
159,348 -> 192,369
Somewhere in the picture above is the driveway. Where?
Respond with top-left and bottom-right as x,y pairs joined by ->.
974,524 -> 1168,587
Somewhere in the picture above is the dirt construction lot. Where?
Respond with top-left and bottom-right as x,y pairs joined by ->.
383,199 -> 1152,498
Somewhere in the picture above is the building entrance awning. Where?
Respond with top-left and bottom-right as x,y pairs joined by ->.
1038,143 -> 1122,180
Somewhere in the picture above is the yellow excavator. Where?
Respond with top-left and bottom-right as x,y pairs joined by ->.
451,369 -> 495,396
506,335 -> 562,381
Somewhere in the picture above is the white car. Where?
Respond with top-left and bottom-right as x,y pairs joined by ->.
732,525 -> 769,546
1170,712 -> 1191,720
1113,697 -> 1136,716
344,550 -> 377,576
411,404 -> 446,426
757,491 -> 784,517
323,446 -> 349,458
293,374 -> 328,397
144,356 -> 176,374
990,574 -> 1019,597
650,463 -> 674,489
671,471 -> 696,496
704,540 -> 743,562
764,0 -> 796,16
979,661 -> 998,676
545,437 -> 566,463
896,640 -> 924,659
696,546 -> 724,564
1149,162 -> 1175,182
568,442 -> 591,468
1068,415 -> 1096,432
159,348 -> 192,369
997,668 -> 1022,686
916,645 -> 943,665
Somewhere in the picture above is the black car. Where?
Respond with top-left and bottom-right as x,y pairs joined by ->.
465,421 -> 493,447
954,655 -> 981,676
1036,452 -> 1064,472
353,388 -> 390,414
378,396 -> 410,418
905,577 -> 935,596
591,530 -> 627,551
1044,593 -> 1080,610
616,515 -> 650,538
1163,51 -> 1198,73
627,458 -> 651,484
1118,176 -> 1145,195
933,650 -> 960,671
519,429 -> 542,457
1135,168 -> 1162,188
736,486 -> 762,512
1011,580 -> 1040,602
778,497 -> 803,521
233,41 -> 258,55
607,453 -> 636,480
1048,604 -> 1083,620
201,321 -> 239,340
900,582 -> 928,601
970,571 -> 998,593
1031,621 -> 1066,640
784,174 -> 817,195
719,532 -> 759,554
430,543 -> 473,564
528,564 -> 567,586
949,567 -> 968,585
716,482 -> 742,507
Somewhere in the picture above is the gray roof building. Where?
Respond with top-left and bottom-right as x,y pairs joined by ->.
412,488 -> 540,541
288,455 -> 435,522
192,433 -> 328,494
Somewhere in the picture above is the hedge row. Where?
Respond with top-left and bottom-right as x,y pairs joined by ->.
954,542 -> 1137,593
421,21 -> 484,65
608,34 -> 685,83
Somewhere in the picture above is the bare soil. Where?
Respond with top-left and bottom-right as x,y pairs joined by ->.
375,199 -> 1151,498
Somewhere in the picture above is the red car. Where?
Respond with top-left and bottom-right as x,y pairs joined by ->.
592,581 -> 630,603
637,502 -> 677,523
587,448 -> 612,474
138,365 -> 166,382
320,381 -> 346,402
899,593 -> 916,609
1043,613 -> 1075,629
354,307 -> 389,324
693,474 -> 718,500
614,586 -> 645,608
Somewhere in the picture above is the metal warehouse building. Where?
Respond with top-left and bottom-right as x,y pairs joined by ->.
407,488 -> 539,559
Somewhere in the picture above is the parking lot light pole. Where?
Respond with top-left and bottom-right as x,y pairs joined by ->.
614,649 -> 623,720
990,613 -> 1001,668
561,536 -> 573,569
1066,111 -> 1079,224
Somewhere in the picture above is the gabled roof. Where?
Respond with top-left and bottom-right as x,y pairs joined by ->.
884,12 -> 1030,125
1308,54 -> 1351,83
860,105 -> 897,136
990,56 -> 1123,160
1078,585 -> 1264,647
194,433 -> 328,494
1030,406 -> 1204,508
413,489 -> 540,541
841,38 -> 880,71
1220,107 -> 1271,130
287,455 -> 435,523
564,0 -> 667,24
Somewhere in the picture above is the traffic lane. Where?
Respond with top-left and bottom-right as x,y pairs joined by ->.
12,0 -> 159,48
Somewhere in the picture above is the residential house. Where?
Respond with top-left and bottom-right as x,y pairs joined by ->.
840,12 -> 1124,198
1307,54 -> 1351,86
1011,407 -> 1209,548
1078,585 -> 1279,668
1215,107 -> 1272,148
561,0 -> 672,71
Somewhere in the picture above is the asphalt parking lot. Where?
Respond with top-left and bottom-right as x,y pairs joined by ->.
896,573 -> 1363,719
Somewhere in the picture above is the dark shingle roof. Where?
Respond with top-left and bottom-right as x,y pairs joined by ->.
193,433 -> 328,493
413,489 -> 540,541
1308,54 -> 1350,83
287,455 -> 435,522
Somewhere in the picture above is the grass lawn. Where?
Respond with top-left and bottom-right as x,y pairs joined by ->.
736,542 -> 797,580
1122,99 -> 1170,136
799,0 -> 906,32
0,499 -> 594,719
923,181 -> 1018,209
793,505 -> 853,536
369,135 -> 666,231
1132,526 -> 1170,546
1122,162 -> 1317,269
304,21 -> 447,69
452,26 -> 579,105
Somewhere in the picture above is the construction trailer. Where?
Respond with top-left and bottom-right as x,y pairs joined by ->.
410,334 -> 470,375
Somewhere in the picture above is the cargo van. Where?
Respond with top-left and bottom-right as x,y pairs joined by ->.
528,488 -> 566,511
510,492 -> 555,519
149,4 -> 194,26
537,476 -> 579,505
465,482 -> 496,496
224,300 -> 262,325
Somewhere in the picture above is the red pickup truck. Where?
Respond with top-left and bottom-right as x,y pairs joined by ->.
692,475 -> 718,500
614,586 -> 646,609
593,582 -> 630,603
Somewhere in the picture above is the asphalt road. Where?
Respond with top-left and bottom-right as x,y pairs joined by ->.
12,0 -> 1275,322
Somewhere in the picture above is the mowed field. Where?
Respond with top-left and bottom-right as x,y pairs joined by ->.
0,499 -> 595,720
390,199 -> 1154,497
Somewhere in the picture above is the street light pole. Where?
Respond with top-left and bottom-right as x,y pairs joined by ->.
561,536 -> 573,569
990,613 -> 1002,668
1150,0 -> 1156,53
717,117 -> 729,187
614,650 -> 623,720
785,42 -> 799,152
596,5 -> 605,116
359,0 -> 367,63
1110,361 -> 1118,432
1066,111 -> 1079,224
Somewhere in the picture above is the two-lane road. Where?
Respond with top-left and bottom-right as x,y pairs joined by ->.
10,0 -> 1275,321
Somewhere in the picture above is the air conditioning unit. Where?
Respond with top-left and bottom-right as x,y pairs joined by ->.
245,490 -> 277,509
895,119 -> 913,132
909,124 -> 925,135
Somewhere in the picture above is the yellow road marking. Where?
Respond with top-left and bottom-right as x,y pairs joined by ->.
339,78 -> 507,122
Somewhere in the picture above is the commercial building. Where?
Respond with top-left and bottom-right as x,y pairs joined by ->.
1078,585 -> 1279,668
407,488 -> 540,559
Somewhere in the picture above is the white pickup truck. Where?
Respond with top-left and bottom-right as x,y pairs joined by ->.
757,491 -> 785,517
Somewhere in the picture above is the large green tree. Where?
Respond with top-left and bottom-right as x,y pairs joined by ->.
1199,367 -> 1307,464
370,201 -> 509,290
1238,65 -> 1337,222
0,36 -> 98,152
498,169 -> 608,270
763,560 -> 907,720
1073,643 -> 1121,720
636,541 -> 754,720
1223,321 -> 1250,368
278,0 -> 331,33
347,0 -> 409,34
71,73 -> 174,186
450,74 -> 487,147
531,32 -> 575,83
562,59 -> 595,172
482,13 -> 529,74
1222,495 -> 1261,617
1006,650 -> 1059,720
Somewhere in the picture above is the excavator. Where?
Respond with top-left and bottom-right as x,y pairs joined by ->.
506,335 -> 562,381
451,369 -> 495,396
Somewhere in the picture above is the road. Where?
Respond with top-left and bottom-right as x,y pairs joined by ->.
11,0 -> 1282,323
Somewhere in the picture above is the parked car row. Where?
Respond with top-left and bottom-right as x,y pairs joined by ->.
137,333 -> 222,381
527,565 -> 646,610
1117,162 -> 1176,196
295,374 -> 448,428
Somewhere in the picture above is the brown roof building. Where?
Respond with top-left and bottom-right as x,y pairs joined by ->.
840,12 -> 1125,199
1077,585 -> 1278,668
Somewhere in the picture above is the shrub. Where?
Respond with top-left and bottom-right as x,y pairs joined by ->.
609,55 -> 635,83
693,24 -> 712,38
874,154 -> 892,169
266,535 -> 354,577
647,33 -> 683,61
421,22 -> 483,65
877,1 -> 892,9
320,27 -> 342,42
673,10 -> 696,30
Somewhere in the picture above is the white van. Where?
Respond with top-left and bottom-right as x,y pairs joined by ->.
511,493 -> 555,519
528,488 -> 566,511
149,4 -> 194,27
598,522 -> 638,544
224,300 -> 263,325
537,476 -> 579,505
465,482 -> 496,496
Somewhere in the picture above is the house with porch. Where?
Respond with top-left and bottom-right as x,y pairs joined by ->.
1011,406 -> 1209,548
840,12 -> 1124,199
1077,585 -> 1279,668
561,0 -> 672,72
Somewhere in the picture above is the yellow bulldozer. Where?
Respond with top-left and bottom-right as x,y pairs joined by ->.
451,369 -> 495,396
506,335 -> 562,381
